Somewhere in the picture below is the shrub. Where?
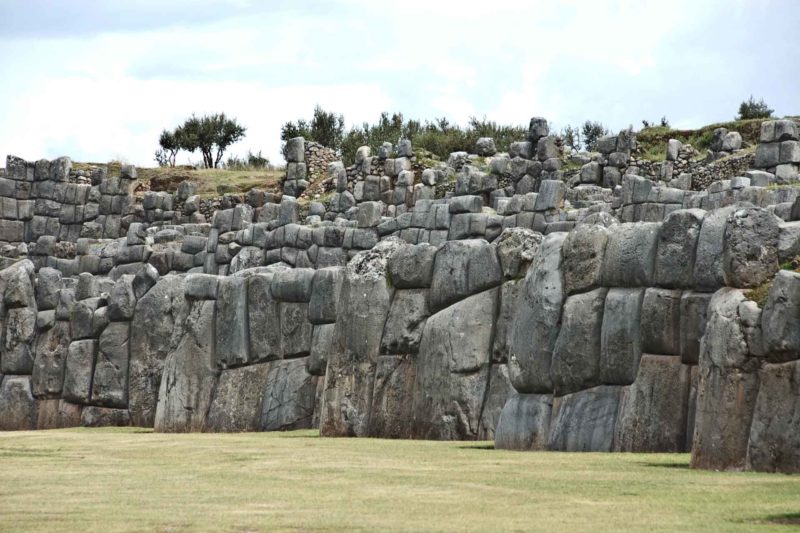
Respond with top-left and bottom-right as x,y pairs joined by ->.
581,120 -> 609,151
737,96 -> 773,120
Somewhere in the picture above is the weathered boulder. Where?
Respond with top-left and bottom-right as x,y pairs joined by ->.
307,323 -> 335,377
92,321 -> 130,408
129,275 -> 188,427
760,270 -> 800,362
247,273 -> 281,362
31,320 -> 70,397
387,243 -> 437,289
35,267 -> 62,310
746,360 -> 800,473
2,307 -> 36,374
693,205 -> 739,291
548,386 -> 625,452
654,209 -> 705,289
602,223 -> 659,287
494,393 -> 553,450
366,355 -> 416,439
561,224 -> 609,295
215,276 -> 249,367
319,239 -> 400,437
381,289 -> 429,355
599,288 -> 644,385
279,302 -> 313,357
412,288 -> 498,440
63,340 -> 97,404
691,365 -> 759,471
0,375 -> 37,430
477,364 -> 515,440
260,358 -> 318,431
640,288 -> 682,355
722,207 -> 780,288
492,227 -> 542,280
308,267 -> 343,324
429,239 -> 502,312
551,288 -> 607,395
492,280 -> 522,363
154,300 -> 219,432
679,292 -> 712,365
508,233 -> 566,393
614,355 -> 691,452
206,363 -> 270,432
108,275 -> 136,321
81,406 -> 130,427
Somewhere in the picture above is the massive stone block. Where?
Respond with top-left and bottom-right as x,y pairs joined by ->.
31,320 -> 70,397
746,360 -> 800,473
602,223 -> 659,287
320,240 -> 400,437
387,243 -> 437,289
381,289 -> 429,355
63,340 -> 97,404
307,323 -> 335,377
599,288 -> 644,385
366,354 -> 417,439
492,280 -> 521,363
693,205 -> 737,291
429,239 -> 502,312
92,321 -> 130,408
561,223 -> 609,295
207,363 -> 271,432
412,288 -> 498,440
154,300 -> 219,432
0,375 -> 38,430
129,275 -> 188,427
248,273 -> 281,362
260,358 -> 318,431
679,292 -> 711,365
640,288 -> 682,356
477,364 -> 515,440
551,288 -> 607,396
614,355 -> 691,452
691,365 -> 759,471
2,307 -> 37,374
760,270 -> 800,362
508,233 -> 566,393
548,386 -> 624,452
279,302 -> 313,358
654,209 -> 705,288
494,393 -> 553,450
308,267 -> 343,324
722,207 -> 780,288
215,276 -> 249,367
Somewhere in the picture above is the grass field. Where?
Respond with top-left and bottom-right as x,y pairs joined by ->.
0,428 -> 798,532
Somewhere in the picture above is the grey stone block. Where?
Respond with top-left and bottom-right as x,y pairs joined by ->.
551,288 -> 607,395
614,355 -> 691,452
548,385 -> 624,452
92,321 -> 130,408
215,276 -> 249,367
599,288 -> 644,385
641,288 -> 682,355
723,207 -> 779,288
429,239 -> 502,312
508,233 -> 566,394
655,209 -> 705,288
387,243 -> 437,289
602,222 -> 659,287
381,289 -> 429,355
761,270 -> 800,362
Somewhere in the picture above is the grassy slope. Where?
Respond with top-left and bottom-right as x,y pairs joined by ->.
1,428 -> 798,532
73,161 -> 284,198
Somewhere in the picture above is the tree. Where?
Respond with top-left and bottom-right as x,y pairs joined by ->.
281,106 -> 346,154
560,125 -> 581,151
581,120 -> 609,151
177,113 -> 246,168
155,128 -> 182,167
737,95 -> 773,120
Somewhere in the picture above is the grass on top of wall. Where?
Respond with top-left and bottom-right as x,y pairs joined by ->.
1,428 -> 799,532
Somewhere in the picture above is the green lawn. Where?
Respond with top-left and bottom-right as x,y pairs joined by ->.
0,428 -> 798,532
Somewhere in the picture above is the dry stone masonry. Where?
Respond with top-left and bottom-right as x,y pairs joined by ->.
1,117 -> 800,474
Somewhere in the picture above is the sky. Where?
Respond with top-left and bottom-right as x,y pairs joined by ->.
0,0 -> 798,166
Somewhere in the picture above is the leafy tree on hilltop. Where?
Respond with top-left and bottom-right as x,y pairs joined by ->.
281,105 -> 345,154
581,120 -> 609,151
156,113 -> 246,168
737,95 -> 774,120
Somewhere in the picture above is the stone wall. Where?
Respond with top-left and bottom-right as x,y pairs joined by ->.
1,118 -> 800,474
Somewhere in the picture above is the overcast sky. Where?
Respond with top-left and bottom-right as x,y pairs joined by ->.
0,0 -> 798,167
